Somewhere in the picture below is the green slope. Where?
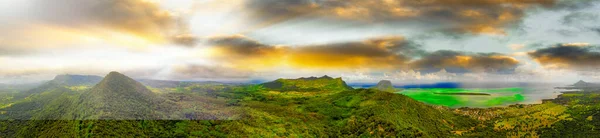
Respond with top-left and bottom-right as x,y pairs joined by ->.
13,74 -> 102,100
300,89 -> 476,137
261,75 -> 353,92
76,71 -> 173,120
0,87 -> 78,120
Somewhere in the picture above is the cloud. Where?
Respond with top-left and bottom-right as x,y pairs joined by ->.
206,34 -> 285,58
205,34 -> 520,74
170,64 -> 252,79
509,44 -> 526,50
561,12 -> 599,26
526,42 -> 549,49
528,43 -> 600,70
0,0 -> 196,49
171,34 -> 198,46
562,43 -> 591,47
555,11 -> 600,37
592,28 -> 600,36
33,0 -> 179,38
410,50 -> 520,74
243,0 -> 557,35
551,0 -> 600,11
287,36 -> 425,69
205,35 -> 424,70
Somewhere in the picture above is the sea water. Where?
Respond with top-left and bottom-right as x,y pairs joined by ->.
354,82 -> 568,108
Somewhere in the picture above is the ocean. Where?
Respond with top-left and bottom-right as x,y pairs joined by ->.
350,82 -> 572,108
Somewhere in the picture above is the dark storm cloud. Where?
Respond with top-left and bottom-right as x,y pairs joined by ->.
244,0 -> 557,35
410,50 -> 520,74
529,44 -> 600,70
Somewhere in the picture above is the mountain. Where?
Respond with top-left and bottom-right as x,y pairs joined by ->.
0,73 -> 503,137
302,88 -> 476,137
76,72 -> 170,120
0,82 -> 43,92
13,75 -> 102,99
261,75 -> 353,92
52,74 -> 103,86
0,86 -> 78,120
573,80 -> 592,87
373,80 -> 396,92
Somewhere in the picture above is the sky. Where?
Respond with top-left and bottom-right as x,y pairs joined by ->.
1,0 -> 600,84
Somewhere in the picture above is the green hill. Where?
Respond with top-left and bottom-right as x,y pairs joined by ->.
12,74 -> 600,137
261,75 -> 353,92
0,87 -> 78,120
0,74 -> 101,120
76,71 -> 172,120
52,74 -> 103,86
299,89 -> 475,137
13,74 -> 102,99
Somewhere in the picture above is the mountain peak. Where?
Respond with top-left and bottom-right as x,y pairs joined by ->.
377,80 -> 392,86
298,75 -> 335,81
79,71 -> 162,119
373,80 -> 396,92
573,80 -> 590,87
94,71 -> 153,96
106,71 -> 126,78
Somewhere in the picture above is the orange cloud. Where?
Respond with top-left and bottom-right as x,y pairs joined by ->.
205,35 -> 520,73
0,0 -> 195,52
206,35 -> 420,70
244,0 -> 556,35
410,50 -> 520,73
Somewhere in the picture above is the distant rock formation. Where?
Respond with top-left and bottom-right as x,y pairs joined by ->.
556,80 -> 600,91
373,80 -> 396,92
573,80 -> 592,87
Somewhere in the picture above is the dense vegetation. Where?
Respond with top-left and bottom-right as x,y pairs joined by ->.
1,72 -> 600,137
261,75 -> 352,92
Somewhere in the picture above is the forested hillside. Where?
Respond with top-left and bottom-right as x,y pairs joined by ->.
2,72 -> 600,137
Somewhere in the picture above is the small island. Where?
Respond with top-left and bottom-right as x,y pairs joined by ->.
434,92 -> 491,96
